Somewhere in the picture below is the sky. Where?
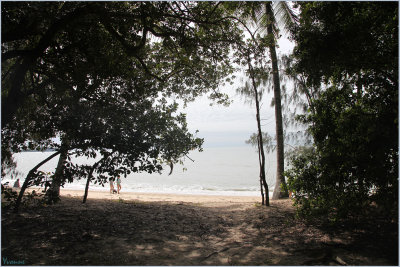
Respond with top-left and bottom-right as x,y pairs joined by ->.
181,36 -> 295,148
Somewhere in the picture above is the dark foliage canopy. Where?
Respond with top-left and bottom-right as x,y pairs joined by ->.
285,1 -> 398,221
2,2 -> 240,187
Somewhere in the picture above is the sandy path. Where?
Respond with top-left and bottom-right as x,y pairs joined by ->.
2,190 -> 397,265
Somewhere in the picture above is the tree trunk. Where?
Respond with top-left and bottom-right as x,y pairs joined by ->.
45,140 -> 69,204
82,169 -> 94,204
249,61 -> 269,206
259,172 -> 265,206
257,141 -> 265,206
265,4 -> 288,200
258,143 -> 269,206
1,59 -> 32,128
83,156 -> 109,203
258,143 -> 270,206
14,150 -> 61,212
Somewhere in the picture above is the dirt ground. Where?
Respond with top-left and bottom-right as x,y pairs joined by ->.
2,196 -> 398,266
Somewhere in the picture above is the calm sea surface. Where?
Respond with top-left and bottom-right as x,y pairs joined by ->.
2,146 -> 278,196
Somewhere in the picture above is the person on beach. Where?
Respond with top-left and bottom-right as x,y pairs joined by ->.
110,178 -> 115,194
116,176 -> 121,194
44,172 -> 51,192
13,179 -> 20,188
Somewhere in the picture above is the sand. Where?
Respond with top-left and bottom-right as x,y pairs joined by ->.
2,188 -> 398,265
61,188 -> 262,204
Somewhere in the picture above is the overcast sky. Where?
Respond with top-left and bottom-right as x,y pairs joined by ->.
182,36 -> 295,148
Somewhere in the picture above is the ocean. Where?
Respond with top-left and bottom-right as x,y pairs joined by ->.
2,146 -> 278,197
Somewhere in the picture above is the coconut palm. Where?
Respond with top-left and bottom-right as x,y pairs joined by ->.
235,1 -> 298,199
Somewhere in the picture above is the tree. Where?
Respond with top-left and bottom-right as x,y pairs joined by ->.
13,92 -> 203,210
2,2 -> 241,206
231,1 -> 298,199
264,2 -> 291,200
2,2 -> 239,128
234,29 -> 271,206
286,1 -> 398,221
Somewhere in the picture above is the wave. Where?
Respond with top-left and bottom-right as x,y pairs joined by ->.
2,177 -> 274,197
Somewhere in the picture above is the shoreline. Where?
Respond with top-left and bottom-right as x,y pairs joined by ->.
26,187 -> 263,204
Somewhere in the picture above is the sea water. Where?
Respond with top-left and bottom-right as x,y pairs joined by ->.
2,146 -> 277,197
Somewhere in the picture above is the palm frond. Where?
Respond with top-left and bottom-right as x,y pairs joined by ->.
273,2 -> 299,33
253,2 -> 299,39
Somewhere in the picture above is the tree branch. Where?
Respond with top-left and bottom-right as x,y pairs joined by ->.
2,50 -> 37,62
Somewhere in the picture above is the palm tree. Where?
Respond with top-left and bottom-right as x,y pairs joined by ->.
236,2 -> 298,199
